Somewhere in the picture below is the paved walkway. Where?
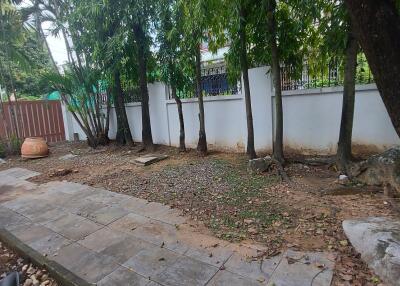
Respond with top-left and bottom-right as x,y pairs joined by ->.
0,168 -> 335,286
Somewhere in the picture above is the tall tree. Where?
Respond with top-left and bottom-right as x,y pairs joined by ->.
68,0 -> 134,145
217,0 -> 257,159
266,0 -> 284,163
337,24 -> 358,173
344,0 -> 400,138
157,0 -> 190,151
124,0 -> 156,150
180,0 -> 212,155
312,0 -> 360,172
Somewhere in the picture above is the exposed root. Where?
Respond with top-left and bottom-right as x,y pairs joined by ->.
272,159 -> 291,182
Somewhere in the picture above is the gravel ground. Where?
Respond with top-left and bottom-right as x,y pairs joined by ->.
1,141 -> 398,285
0,242 -> 58,286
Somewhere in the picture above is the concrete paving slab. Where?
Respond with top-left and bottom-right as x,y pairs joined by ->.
102,236 -> 153,264
59,154 -> 78,160
87,205 -> 129,225
108,213 -> 151,233
0,207 -> 30,229
79,227 -> 127,252
225,253 -> 282,282
44,213 -> 103,240
267,250 -> 335,286
28,232 -> 72,256
0,167 -> 40,180
207,270 -> 261,286
123,247 -> 180,278
97,266 -> 150,286
133,202 -> 174,218
153,255 -> 219,286
67,199 -> 107,217
0,178 -> 37,203
184,245 -> 233,267
149,208 -> 186,226
132,154 -> 169,166
121,197 -> 150,211
50,242 -> 119,283
29,208 -> 68,224
0,168 -> 337,286
131,220 -> 189,254
12,224 -> 55,245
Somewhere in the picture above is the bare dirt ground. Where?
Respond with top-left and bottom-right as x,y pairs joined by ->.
1,141 -> 398,286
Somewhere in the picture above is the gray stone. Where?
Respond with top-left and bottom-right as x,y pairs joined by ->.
97,266 -> 150,286
59,154 -> 78,160
132,154 -> 169,166
267,250 -> 335,286
153,256 -> 218,286
207,271 -> 261,286
248,156 -> 272,173
349,146 -> 400,195
123,248 -> 180,278
343,217 -> 400,286
0,158 -> 6,164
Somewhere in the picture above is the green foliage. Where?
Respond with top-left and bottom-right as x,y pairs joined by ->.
0,1 -> 53,99
156,0 -> 195,97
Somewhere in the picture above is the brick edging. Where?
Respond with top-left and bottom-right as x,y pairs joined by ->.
0,228 -> 92,286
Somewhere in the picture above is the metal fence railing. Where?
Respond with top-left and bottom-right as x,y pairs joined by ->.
281,55 -> 374,91
167,62 -> 241,100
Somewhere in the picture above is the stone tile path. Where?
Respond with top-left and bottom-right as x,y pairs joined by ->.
0,168 -> 336,286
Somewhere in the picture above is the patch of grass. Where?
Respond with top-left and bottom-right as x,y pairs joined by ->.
211,158 -> 280,206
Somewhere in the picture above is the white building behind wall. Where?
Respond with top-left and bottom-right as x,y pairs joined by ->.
62,66 -> 400,155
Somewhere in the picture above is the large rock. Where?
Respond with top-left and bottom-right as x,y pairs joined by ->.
248,156 -> 273,173
349,146 -> 400,196
343,217 -> 400,286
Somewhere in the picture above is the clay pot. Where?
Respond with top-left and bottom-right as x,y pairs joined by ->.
21,137 -> 49,159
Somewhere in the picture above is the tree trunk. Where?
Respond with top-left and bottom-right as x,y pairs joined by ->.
113,70 -> 133,146
239,5 -> 257,159
267,0 -> 284,163
171,85 -> 186,152
337,26 -> 358,173
344,0 -> 400,138
134,24 -> 154,150
195,46 -> 207,155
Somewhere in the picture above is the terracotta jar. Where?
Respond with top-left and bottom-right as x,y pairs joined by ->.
21,137 -> 49,159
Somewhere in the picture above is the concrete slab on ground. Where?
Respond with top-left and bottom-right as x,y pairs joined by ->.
0,167 -> 40,180
0,167 -> 336,286
132,154 -> 169,166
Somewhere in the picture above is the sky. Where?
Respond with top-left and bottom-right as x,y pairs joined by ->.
42,22 -> 69,66
19,0 -> 69,66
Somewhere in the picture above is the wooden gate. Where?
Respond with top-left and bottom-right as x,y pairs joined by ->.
0,100 -> 65,143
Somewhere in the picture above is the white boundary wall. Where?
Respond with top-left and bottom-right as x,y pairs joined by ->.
62,66 -> 400,154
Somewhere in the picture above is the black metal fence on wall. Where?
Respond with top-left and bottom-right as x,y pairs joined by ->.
167,62 -> 241,100
281,55 -> 374,91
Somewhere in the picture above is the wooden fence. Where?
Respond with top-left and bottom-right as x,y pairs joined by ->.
0,100 -> 65,143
